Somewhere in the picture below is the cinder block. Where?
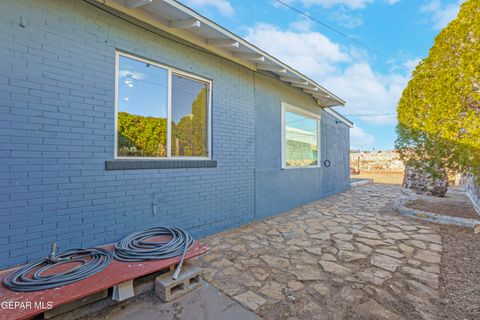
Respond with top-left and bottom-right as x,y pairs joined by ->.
155,264 -> 203,302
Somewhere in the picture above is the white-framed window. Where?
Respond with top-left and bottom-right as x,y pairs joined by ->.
115,51 -> 212,159
281,102 -> 321,168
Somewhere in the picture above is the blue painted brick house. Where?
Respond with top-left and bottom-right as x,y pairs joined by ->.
0,0 -> 352,268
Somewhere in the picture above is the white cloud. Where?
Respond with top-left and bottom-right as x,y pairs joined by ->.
272,0 -> 296,8
244,22 -> 409,126
329,8 -> 364,28
325,63 -> 407,125
350,126 -> 375,148
301,0 -> 374,9
243,21 -> 416,150
289,18 -> 315,32
295,0 -> 399,9
403,58 -> 421,75
245,23 -> 350,79
183,0 -> 234,17
420,0 -> 464,30
272,0 -> 398,29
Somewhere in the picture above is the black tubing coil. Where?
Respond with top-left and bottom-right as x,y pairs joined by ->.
113,226 -> 195,279
2,247 -> 112,292
113,226 -> 194,261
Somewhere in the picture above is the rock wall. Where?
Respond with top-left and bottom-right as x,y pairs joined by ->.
403,165 -> 448,197
465,174 -> 480,213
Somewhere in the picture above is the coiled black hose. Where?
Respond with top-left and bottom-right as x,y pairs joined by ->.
3,245 -> 112,292
113,226 -> 195,279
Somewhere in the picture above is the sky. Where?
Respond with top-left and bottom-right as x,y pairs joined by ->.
178,0 -> 465,151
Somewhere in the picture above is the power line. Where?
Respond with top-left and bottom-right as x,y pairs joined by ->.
273,0 -> 384,57
344,113 -> 396,117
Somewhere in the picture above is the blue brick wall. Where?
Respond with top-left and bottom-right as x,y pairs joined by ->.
0,0 -> 255,267
0,0 -> 350,268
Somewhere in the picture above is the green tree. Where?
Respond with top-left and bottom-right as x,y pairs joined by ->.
117,112 -> 167,157
396,0 -> 480,178
171,87 -> 208,156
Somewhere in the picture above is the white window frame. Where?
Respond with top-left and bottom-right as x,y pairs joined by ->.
114,51 -> 212,160
281,102 -> 321,169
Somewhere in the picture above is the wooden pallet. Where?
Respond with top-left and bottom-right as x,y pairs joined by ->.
0,241 -> 208,320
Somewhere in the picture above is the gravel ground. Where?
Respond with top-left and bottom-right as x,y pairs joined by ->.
439,225 -> 480,319
406,190 -> 480,319
406,192 -> 480,220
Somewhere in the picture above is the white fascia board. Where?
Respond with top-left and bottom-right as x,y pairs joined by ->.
90,0 -> 345,106
291,83 -> 316,89
256,64 -> 287,73
126,0 -> 152,8
161,0 -> 345,106
207,39 -> 239,48
324,108 -> 353,127
170,18 -> 201,29
279,76 -> 309,85
86,0 -> 257,70
302,87 -> 320,93
233,53 -> 265,61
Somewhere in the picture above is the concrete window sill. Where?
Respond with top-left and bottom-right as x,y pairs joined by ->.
105,159 -> 217,170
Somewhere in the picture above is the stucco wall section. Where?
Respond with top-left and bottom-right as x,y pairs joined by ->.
253,73 -> 350,219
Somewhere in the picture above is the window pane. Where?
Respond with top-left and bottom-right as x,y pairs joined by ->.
171,74 -> 208,157
117,55 -> 168,157
285,111 -> 318,167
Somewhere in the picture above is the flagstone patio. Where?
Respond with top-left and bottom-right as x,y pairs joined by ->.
193,184 -> 442,320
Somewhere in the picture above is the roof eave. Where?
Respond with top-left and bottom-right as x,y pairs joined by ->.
87,0 -> 346,108
324,108 -> 354,128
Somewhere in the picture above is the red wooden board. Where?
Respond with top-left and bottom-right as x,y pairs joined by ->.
0,241 -> 208,320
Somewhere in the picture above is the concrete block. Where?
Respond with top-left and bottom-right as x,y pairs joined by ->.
112,279 -> 134,302
155,264 -> 203,302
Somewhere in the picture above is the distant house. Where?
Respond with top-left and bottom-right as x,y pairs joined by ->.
0,0 -> 352,268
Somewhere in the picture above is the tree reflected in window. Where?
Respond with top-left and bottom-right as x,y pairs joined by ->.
171,75 -> 208,157
117,55 -> 168,157
115,53 -> 210,158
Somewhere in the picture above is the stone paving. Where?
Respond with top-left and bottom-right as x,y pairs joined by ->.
192,184 -> 443,320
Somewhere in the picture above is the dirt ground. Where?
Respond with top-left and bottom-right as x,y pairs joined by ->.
406,192 -> 480,220
407,192 -> 480,320
351,171 -> 404,185
439,225 -> 480,319
404,191 -> 480,319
